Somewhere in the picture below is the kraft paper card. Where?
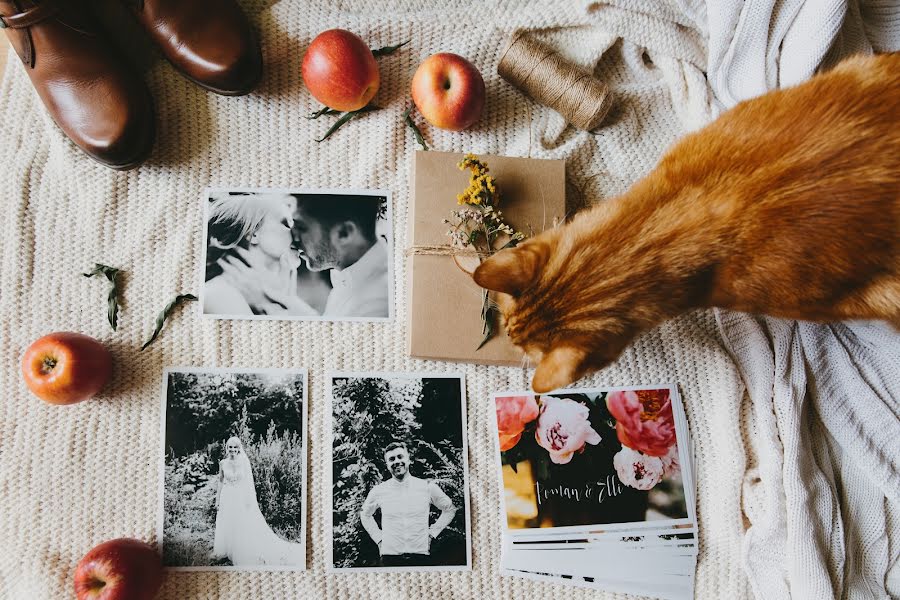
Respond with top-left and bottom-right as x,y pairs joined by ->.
408,150 -> 566,365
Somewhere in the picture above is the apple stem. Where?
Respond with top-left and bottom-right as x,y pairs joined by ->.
89,577 -> 106,590
40,357 -> 57,374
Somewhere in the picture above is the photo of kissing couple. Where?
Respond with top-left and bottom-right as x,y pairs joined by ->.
201,188 -> 392,321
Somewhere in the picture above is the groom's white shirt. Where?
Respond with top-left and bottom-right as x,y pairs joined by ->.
324,238 -> 389,318
360,475 -> 456,556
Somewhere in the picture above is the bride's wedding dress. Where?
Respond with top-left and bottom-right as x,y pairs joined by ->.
211,452 -> 304,566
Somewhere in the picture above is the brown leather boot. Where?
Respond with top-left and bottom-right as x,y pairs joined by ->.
127,0 -> 262,96
1,0 -> 155,169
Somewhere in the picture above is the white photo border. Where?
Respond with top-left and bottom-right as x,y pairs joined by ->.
325,371 -> 473,574
199,186 -> 394,323
157,366 -> 309,572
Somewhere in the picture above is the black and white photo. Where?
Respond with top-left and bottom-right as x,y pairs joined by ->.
159,368 -> 307,571
327,373 -> 471,572
201,187 -> 392,321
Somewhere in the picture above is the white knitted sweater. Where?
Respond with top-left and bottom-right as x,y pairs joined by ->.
0,1 -> 895,599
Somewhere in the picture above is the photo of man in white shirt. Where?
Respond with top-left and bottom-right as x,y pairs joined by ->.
360,441 -> 456,567
329,374 -> 470,572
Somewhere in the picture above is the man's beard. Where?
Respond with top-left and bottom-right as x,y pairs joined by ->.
300,239 -> 339,272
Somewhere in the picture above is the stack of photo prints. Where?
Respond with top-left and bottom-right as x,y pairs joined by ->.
493,384 -> 697,600
154,188 -> 696,593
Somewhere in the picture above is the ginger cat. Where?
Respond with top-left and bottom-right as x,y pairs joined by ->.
474,52 -> 900,393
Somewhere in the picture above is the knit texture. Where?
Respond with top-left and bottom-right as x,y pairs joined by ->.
4,0 -> 888,598
716,316 -> 900,600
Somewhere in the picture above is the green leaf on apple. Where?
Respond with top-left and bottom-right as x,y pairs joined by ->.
141,294 -> 197,351
82,263 -> 121,331
315,104 -> 381,143
371,39 -> 411,58
402,106 -> 429,151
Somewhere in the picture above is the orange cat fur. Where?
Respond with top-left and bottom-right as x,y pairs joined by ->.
474,52 -> 900,393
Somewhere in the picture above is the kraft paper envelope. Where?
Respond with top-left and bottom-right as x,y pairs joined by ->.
408,150 -> 566,366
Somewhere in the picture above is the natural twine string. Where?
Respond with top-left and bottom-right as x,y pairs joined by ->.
498,30 -> 614,131
404,245 -> 493,258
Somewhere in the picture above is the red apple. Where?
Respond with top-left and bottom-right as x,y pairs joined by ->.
74,538 -> 163,600
302,29 -> 380,112
411,53 -> 485,131
21,332 -> 112,405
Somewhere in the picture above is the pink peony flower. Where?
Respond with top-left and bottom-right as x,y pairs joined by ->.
496,395 -> 540,451
613,446 -> 665,491
660,443 -> 681,477
606,389 -> 677,457
534,396 -> 602,464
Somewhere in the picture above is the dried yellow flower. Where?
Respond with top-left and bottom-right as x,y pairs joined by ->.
447,153 -> 529,350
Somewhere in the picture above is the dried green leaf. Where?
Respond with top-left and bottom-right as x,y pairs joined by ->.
306,106 -> 342,120
82,263 -> 121,331
498,237 -> 521,251
403,106 -> 429,151
477,320 -> 494,350
476,290 -> 498,350
371,39 -> 411,57
315,105 -> 380,142
141,294 -> 197,351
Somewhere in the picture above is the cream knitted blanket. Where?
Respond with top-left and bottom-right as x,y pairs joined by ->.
717,316 -> 900,600
0,1 -> 892,599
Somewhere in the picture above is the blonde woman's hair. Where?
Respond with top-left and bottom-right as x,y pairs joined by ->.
208,193 -> 294,250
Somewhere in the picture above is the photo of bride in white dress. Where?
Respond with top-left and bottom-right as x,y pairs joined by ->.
212,437 -> 304,567
160,368 -> 307,571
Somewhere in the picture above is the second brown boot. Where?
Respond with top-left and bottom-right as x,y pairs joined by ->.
127,0 -> 262,96
1,0 -> 155,169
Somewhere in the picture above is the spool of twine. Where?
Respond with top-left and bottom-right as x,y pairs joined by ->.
498,31 -> 614,131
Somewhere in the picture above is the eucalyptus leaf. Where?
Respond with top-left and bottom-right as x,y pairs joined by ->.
306,106 -> 342,120
476,324 -> 494,350
476,291 -> 498,350
498,237 -> 521,251
402,106 -> 429,151
315,105 -> 380,142
141,294 -> 197,351
82,263 -> 121,331
371,39 -> 410,57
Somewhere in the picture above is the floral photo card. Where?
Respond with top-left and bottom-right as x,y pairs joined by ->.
495,385 -> 692,531
492,384 -> 697,600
